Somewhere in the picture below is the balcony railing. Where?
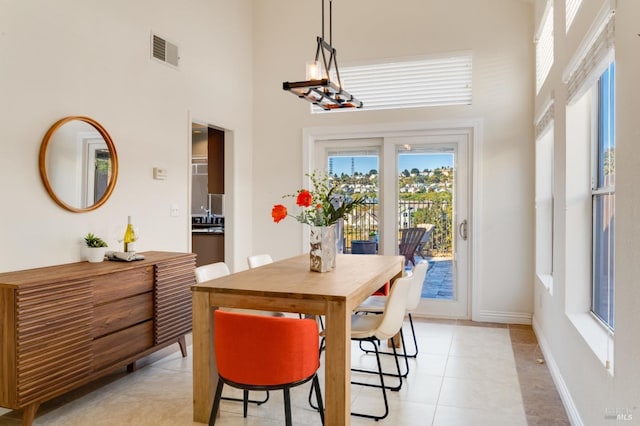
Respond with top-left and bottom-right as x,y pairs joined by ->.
343,201 -> 452,256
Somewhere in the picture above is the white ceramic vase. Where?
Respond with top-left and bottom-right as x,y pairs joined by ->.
86,247 -> 107,263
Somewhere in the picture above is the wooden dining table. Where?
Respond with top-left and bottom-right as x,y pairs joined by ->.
191,253 -> 404,425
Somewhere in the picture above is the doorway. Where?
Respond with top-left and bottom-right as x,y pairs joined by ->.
308,122 -> 476,319
191,122 -> 226,267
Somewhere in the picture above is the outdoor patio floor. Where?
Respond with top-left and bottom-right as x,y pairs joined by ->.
418,257 -> 454,300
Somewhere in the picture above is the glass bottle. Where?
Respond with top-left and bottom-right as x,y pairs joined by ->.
123,216 -> 137,252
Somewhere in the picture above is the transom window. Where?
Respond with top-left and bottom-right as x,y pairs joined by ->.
313,53 -> 472,113
536,0 -> 554,94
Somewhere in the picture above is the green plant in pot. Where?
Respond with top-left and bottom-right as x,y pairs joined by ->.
84,233 -> 108,263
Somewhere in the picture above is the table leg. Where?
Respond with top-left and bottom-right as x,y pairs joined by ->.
192,291 -> 216,423
324,300 -> 350,425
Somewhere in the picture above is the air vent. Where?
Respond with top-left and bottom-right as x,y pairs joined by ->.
151,33 -> 179,68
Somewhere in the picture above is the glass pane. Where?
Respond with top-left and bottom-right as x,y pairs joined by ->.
597,62 -> 615,189
94,149 -> 111,203
397,150 -> 454,300
327,153 -> 379,253
592,193 -> 615,329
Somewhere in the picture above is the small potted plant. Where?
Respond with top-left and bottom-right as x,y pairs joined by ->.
369,231 -> 377,242
84,233 -> 108,263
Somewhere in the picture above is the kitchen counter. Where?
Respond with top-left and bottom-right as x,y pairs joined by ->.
192,226 -> 224,234
191,222 -> 224,234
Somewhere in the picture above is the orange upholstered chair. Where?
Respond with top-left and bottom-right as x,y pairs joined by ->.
209,310 -> 324,426
372,281 -> 389,296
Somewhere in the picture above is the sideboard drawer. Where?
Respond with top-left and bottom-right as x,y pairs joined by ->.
92,266 -> 153,305
92,292 -> 153,338
92,320 -> 153,371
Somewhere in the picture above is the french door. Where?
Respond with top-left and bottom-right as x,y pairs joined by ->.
312,129 -> 471,319
386,135 -> 469,318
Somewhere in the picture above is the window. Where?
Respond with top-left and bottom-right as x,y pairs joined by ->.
591,62 -> 615,329
535,112 -> 554,291
566,0 -> 583,33
314,53 -> 472,112
535,1 -> 554,93
563,6 -> 615,370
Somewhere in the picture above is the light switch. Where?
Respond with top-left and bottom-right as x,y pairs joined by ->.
170,204 -> 179,217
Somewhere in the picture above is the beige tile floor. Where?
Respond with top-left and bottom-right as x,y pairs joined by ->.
0,319 -> 569,425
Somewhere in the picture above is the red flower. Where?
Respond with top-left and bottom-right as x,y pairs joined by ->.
296,190 -> 313,207
271,204 -> 288,223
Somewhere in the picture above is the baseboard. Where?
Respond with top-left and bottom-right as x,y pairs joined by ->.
474,309 -> 532,324
532,316 -> 583,426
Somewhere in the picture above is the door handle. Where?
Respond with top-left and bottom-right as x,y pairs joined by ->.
458,219 -> 468,241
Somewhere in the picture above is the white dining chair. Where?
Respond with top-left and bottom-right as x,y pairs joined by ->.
247,254 -> 312,322
195,262 -> 284,319
310,272 -> 413,421
247,253 -> 273,268
195,261 -> 231,283
356,260 -> 429,360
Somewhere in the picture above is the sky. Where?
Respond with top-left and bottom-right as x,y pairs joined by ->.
329,153 -> 453,176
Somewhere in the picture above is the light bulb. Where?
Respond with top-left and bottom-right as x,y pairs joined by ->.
306,61 -> 320,80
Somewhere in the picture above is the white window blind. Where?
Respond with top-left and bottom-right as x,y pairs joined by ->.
566,0 -> 583,32
564,12 -> 615,104
314,53 -> 472,112
535,99 -> 555,140
535,1 -> 554,94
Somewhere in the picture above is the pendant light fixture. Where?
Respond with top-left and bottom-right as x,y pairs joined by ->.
282,0 -> 363,110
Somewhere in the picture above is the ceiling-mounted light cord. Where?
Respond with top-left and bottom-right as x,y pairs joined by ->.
321,0 -> 325,41
329,0 -> 333,46
321,0 -> 333,45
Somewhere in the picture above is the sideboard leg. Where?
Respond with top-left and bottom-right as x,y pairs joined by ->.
178,335 -> 188,357
22,402 -> 40,426
127,361 -> 137,373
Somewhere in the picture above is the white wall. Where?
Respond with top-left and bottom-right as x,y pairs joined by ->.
0,0 -> 253,272
532,0 -> 640,424
252,0 -> 535,321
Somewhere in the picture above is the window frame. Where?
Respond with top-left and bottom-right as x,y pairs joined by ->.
535,120 -> 554,292
590,62 -> 615,331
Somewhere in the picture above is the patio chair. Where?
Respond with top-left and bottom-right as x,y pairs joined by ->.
398,227 -> 426,266
415,223 -> 435,258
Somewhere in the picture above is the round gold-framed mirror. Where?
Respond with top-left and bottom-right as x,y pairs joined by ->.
39,116 -> 118,213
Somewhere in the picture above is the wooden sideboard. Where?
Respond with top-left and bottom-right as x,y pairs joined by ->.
0,251 -> 196,426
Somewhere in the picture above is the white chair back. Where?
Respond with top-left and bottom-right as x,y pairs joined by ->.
195,262 -> 230,283
247,254 -> 273,269
375,274 -> 413,340
406,261 -> 429,311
